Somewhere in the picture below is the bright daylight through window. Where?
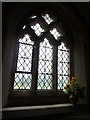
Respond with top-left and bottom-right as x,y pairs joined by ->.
13,12 -> 70,91
14,34 -> 34,89
37,38 -> 53,90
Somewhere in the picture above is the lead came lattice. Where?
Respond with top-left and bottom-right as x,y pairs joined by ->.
14,34 -> 34,89
37,38 -> 53,90
58,42 -> 70,89
42,14 -> 53,25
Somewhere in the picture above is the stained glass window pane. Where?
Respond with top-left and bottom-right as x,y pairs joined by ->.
14,34 -> 34,89
31,23 -> 44,36
14,73 -> 32,89
37,38 -> 53,90
19,34 -> 34,45
30,15 -> 36,19
42,14 -> 53,24
50,28 -> 61,40
17,44 -> 33,72
57,42 -> 70,90
17,58 -> 32,72
18,44 -> 33,59
23,25 -> 26,30
38,74 -> 52,90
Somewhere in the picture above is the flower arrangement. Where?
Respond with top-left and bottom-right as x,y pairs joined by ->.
64,77 -> 86,104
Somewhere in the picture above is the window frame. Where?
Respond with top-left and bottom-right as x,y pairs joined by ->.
9,35 -> 71,93
8,10 -> 74,106
13,34 -> 34,90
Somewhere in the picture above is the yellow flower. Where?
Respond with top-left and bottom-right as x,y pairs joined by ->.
69,81 -> 71,84
71,77 -> 76,82
65,84 -> 70,89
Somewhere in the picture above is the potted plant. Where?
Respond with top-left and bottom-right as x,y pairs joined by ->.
64,77 -> 86,105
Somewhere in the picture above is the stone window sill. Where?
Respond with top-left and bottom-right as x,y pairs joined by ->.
2,103 -> 88,119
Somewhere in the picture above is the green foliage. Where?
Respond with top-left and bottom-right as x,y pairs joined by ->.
64,77 -> 86,98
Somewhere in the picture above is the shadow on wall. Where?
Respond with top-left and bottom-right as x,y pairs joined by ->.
2,2 -> 88,107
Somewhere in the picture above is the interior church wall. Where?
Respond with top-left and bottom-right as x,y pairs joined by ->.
2,2 -> 88,107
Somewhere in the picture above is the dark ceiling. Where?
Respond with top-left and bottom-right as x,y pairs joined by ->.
2,2 -> 88,25
2,2 -> 88,54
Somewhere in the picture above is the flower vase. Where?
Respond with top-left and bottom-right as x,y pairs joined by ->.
69,95 -> 78,105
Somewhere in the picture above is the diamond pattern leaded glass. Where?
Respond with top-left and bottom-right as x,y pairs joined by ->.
13,12 -> 71,92
17,44 -> 33,72
14,73 -> 32,89
42,14 -> 53,25
19,34 -> 34,45
50,28 -> 61,40
14,34 -> 34,89
31,23 -> 44,36
58,42 -> 70,89
37,38 -> 53,90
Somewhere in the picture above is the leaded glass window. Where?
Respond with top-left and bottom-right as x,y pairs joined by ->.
42,14 -> 53,24
30,15 -> 36,19
13,34 -> 34,89
57,42 -> 70,89
37,38 -> 53,90
31,23 -> 44,36
50,28 -> 61,40
13,12 -> 71,92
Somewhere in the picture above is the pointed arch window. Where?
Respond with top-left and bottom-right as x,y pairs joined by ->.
13,34 -> 34,89
37,38 -> 53,90
58,42 -> 70,89
13,11 -> 70,93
